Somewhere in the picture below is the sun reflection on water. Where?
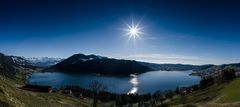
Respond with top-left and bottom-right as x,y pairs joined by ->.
128,74 -> 138,94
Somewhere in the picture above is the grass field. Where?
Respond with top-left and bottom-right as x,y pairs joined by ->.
217,78 -> 240,103
168,78 -> 240,107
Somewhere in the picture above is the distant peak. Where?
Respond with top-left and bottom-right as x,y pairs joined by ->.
71,53 -> 107,60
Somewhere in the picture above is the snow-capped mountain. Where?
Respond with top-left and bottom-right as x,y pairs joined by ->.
10,56 -> 31,66
25,57 -> 63,67
6,55 -> 63,67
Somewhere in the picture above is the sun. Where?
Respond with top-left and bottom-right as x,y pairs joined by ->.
129,27 -> 139,37
123,17 -> 144,41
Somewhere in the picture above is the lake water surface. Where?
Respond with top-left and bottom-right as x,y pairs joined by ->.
28,70 -> 201,94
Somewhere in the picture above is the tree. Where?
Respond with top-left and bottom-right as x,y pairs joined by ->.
179,90 -> 187,106
222,67 -> 236,81
153,90 -> 165,105
89,80 -> 106,107
200,77 -> 214,89
165,90 -> 175,100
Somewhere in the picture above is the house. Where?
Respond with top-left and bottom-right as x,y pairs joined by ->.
21,84 -> 52,93
235,72 -> 240,77
61,89 -> 73,95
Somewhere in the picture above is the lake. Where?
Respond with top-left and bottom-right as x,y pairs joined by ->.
28,70 -> 201,94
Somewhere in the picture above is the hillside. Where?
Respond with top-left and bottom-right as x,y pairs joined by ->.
53,53 -> 153,76
168,78 -> 240,107
0,53 -> 92,107
0,53 -> 51,77
0,53 -> 37,77
195,63 -> 240,76
0,74 -> 92,107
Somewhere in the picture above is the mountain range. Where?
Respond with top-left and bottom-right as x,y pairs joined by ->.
1,52 -> 240,76
50,53 -> 240,76
0,53 -> 63,77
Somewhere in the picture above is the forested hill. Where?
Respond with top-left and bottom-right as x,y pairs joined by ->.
53,53 -> 153,76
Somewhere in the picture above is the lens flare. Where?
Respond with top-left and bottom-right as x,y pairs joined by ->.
123,17 -> 144,41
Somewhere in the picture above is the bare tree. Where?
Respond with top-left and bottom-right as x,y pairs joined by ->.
155,90 -> 165,105
89,80 -> 106,107
165,90 -> 175,101
179,90 -> 187,106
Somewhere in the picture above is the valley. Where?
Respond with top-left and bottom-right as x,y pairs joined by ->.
1,52 -> 240,107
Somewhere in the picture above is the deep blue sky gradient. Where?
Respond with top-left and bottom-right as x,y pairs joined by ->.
1,0 -> 240,64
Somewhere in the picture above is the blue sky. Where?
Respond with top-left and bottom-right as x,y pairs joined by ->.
0,0 -> 240,65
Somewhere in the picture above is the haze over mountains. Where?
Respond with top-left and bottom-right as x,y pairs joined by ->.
25,57 -> 63,67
